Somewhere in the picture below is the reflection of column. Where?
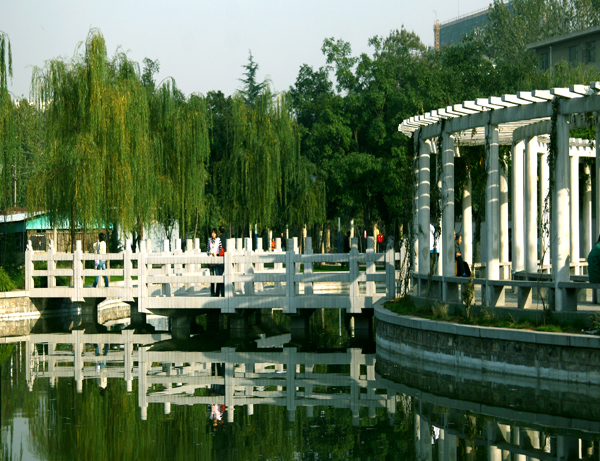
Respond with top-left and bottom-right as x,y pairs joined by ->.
570,151 -> 580,274
419,139 -> 432,276
556,435 -> 579,460
583,164 -> 592,260
500,163 -> 509,279
525,137 -> 538,274
553,115 -> 571,311
512,141 -> 525,272
497,423 -> 510,460
596,121 -> 600,243
420,418 -> 432,461
487,422 -> 502,461
511,425 -> 526,461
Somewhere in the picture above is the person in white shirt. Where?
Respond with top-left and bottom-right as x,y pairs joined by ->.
92,233 -> 109,287
206,229 -> 222,296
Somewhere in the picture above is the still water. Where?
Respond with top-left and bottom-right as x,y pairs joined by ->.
1,312 -> 599,460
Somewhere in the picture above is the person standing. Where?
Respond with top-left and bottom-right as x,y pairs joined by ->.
216,226 -> 226,297
92,233 -> 109,287
455,233 -> 467,276
207,228 -> 222,296
587,235 -> 600,283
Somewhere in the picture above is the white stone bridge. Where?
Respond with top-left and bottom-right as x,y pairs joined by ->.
24,236 -> 400,316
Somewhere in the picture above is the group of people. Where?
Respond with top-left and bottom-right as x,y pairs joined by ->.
429,224 -> 471,277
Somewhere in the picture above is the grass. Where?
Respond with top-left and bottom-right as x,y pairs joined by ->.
385,297 -> 587,334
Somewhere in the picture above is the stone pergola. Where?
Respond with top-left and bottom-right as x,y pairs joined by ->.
399,83 -> 600,311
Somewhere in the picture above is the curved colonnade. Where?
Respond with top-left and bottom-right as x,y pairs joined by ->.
399,82 -> 600,310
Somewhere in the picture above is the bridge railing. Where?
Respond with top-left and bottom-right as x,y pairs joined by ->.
26,236 -> 398,313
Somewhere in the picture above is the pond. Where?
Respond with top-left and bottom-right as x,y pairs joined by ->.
1,311 -> 599,460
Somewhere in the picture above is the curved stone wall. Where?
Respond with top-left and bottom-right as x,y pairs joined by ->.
375,306 -> 600,385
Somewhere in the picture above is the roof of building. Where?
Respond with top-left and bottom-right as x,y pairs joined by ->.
526,24 -> 600,50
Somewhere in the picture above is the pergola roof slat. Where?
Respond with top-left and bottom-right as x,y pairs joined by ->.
476,98 -> 505,109
551,87 -> 582,98
516,91 -> 547,103
398,83 -> 600,141
502,94 -> 532,105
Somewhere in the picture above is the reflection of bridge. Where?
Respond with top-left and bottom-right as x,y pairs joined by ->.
25,236 -> 400,316
17,332 -> 397,425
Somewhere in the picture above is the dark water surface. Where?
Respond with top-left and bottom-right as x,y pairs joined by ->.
1,312 -> 599,460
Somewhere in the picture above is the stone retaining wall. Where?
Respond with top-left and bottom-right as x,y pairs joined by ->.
375,306 -> 600,384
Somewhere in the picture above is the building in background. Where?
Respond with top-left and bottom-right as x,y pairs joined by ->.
526,24 -> 600,71
434,1 -> 512,50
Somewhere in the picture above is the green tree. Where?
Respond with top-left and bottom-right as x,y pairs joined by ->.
0,31 -> 17,213
29,29 -> 155,247
238,51 -> 270,105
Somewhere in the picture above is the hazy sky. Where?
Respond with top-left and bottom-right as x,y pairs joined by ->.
3,0 -> 493,99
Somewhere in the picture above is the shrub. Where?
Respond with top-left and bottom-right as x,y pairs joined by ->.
432,303 -> 449,321
0,267 -> 16,292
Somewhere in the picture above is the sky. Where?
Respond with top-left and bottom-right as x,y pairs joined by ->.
3,0 -> 494,100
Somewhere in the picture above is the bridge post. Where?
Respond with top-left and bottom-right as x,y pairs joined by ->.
285,239 -> 296,314
293,237 -> 300,296
47,240 -> 56,288
349,238 -> 359,313
174,239 -> 183,294
25,242 -> 33,291
255,237 -> 264,292
74,240 -> 83,302
275,238 -> 283,289
304,237 -> 313,295
386,237 -> 396,301
366,237 -> 375,302
244,237 -> 254,296
224,239 -> 235,313
123,239 -> 133,302
137,240 -> 147,313
160,239 -> 171,296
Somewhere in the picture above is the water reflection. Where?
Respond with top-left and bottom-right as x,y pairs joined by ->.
1,316 -> 600,460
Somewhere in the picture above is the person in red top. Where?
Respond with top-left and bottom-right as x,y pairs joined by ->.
377,232 -> 384,252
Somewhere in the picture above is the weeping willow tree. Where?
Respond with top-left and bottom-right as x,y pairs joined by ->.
151,81 -> 210,240
28,30 -> 155,247
0,31 -> 17,213
217,91 -> 322,234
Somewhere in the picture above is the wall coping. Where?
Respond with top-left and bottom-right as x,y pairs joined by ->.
0,291 -> 29,299
374,305 -> 600,349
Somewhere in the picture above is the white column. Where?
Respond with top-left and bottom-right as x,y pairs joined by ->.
540,149 -> 551,267
525,137 -> 538,274
553,114 -> 571,311
442,132 -> 457,301
435,151 -> 443,277
419,139 -> 432,275
485,125 -> 500,304
512,140 -> 525,272
583,163 -> 592,259
462,175 -> 472,267
570,151 -> 580,274
500,163 -> 509,279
